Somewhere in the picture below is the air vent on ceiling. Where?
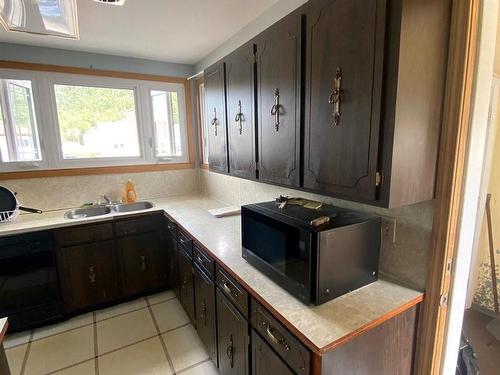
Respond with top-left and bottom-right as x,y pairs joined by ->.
93,0 -> 127,5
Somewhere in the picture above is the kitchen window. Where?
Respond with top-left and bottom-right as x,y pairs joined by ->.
0,78 -> 41,163
0,68 -> 191,172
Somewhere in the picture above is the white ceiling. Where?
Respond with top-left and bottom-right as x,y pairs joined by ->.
0,0 -> 280,65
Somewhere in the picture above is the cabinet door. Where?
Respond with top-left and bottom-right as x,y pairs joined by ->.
205,61 -> 229,174
58,241 -> 117,312
194,266 -> 217,365
303,0 -> 386,200
255,13 -> 301,187
165,225 -> 179,293
178,249 -> 195,323
217,289 -> 248,375
225,43 -> 257,179
252,330 -> 294,375
118,232 -> 167,297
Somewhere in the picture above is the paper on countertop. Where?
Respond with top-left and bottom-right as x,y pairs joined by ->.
208,206 -> 241,218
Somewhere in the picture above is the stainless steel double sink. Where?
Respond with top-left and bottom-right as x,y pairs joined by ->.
64,201 -> 153,219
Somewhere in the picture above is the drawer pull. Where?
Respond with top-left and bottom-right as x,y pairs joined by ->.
226,335 -> 234,368
222,281 -> 238,298
167,224 -> 174,229
328,67 -> 343,127
141,255 -> 147,271
196,255 -> 205,265
262,321 -> 290,351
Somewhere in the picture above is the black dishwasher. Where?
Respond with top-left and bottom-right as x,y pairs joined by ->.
0,231 -> 63,332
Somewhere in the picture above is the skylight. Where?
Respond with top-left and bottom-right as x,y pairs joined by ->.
0,0 -> 79,39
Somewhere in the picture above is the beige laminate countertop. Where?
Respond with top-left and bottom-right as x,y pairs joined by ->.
0,195 -> 423,354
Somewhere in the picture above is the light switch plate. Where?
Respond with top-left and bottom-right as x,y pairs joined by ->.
381,216 -> 397,244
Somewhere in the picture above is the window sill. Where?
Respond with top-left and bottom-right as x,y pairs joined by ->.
0,162 -> 195,180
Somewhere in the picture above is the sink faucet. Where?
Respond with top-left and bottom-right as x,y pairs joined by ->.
103,194 -> 112,204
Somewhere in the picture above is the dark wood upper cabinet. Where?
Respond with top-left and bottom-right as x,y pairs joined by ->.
205,61 -> 229,174
217,289 -> 249,375
225,42 -> 257,180
194,265 -> 217,366
255,12 -> 302,187
303,0 -> 386,201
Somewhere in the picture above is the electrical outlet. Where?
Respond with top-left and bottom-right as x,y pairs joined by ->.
381,216 -> 397,244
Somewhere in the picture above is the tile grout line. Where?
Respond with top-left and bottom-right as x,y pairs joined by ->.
176,358 -> 212,374
45,358 -> 96,375
146,295 -> 177,375
18,330 -> 33,375
93,312 -> 99,375
4,294 -> 175,350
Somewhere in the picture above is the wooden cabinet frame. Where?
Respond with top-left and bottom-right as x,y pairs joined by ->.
416,0 -> 480,374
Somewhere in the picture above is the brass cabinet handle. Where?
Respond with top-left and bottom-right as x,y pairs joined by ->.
140,255 -> 147,271
328,67 -> 342,126
226,335 -> 234,368
270,88 -> 282,131
211,107 -> 219,136
88,265 -> 96,283
262,321 -> 291,351
234,100 -> 244,135
222,281 -> 238,298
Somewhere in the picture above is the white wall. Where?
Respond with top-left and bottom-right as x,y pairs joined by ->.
195,0 -> 308,72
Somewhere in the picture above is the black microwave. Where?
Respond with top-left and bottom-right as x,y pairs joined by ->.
241,201 -> 381,305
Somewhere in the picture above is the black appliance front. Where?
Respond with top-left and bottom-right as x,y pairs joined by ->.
0,231 -> 63,332
242,206 -> 313,304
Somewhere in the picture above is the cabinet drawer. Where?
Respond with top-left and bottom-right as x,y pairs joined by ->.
178,229 -> 193,255
251,300 -> 310,375
216,264 -> 248,318
193,243 -> 215,281
55,223 -> 113,247
115,214 -> 162,237
164,216 -> 177,235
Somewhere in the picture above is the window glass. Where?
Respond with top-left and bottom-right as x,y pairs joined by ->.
54,85 -> 140,159
0,79 -> 41,162
150,90 -> 182,157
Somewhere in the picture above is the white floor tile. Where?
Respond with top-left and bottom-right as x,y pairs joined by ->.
162,325 -> 209,372
180,360 -> 219,375
147,290 -> 175,305
151,298 -> 189,333
98,336 -> 173,375
32,313 -> 93,341
4,330 -> 31,349
24,325 -> 95,375
5,343 -> 28,375
96,308 -> 157,355
52,359 -> 96,375
96,298 -> 147,322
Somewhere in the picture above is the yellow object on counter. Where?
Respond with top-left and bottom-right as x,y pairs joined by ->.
124,179 -> 137,203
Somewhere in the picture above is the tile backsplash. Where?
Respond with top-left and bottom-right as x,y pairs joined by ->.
200,169 -> 433,291
0,169 -> 199,212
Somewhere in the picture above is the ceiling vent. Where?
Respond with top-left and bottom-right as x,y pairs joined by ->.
93,0 -> 127,5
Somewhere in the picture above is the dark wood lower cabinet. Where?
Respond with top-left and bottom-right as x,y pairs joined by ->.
164,219 -> 179,294
217,289 -> 249,375
57,240 -> 117,313
252,330 -> 294,375
117,231 -> 167,297
194,265 -> 217,365
178,248 -> 196,323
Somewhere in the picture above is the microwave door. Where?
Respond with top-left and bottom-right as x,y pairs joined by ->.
242,208 -> 312,303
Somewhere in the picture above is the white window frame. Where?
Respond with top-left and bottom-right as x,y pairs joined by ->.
0,68 -> 190,172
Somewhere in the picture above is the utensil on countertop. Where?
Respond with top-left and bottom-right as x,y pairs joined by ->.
0,186 -> 43,223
